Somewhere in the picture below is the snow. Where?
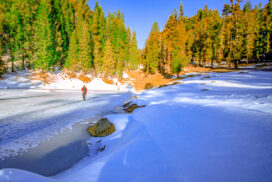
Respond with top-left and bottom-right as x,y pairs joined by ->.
42,75 -> 131,91
0,169 -> 56,182
0,89 -> 132,162
0,70 -> 41,89
53,70 -> 272,182
0,70 -> 134,91
1,70 -> 272,182
240,62 -> 272,70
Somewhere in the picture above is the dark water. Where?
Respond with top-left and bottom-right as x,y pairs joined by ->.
0,122 -> 90,176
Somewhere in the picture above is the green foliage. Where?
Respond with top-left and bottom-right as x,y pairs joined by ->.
143,0 -> 272,74
78,20 -> 92,73
150,22 -> 160,34
102,39 -> 115,76
0,3 -> 5,75
129,31 -> 140,70
2,0 -> 271,77
144,22 -> 161,74
171,50 -> 182,77
66,30 -> 78,70
34,0 -> 55,70
104,10 -> 131,76
1,0 -> 140,76
91,2 -> 106,73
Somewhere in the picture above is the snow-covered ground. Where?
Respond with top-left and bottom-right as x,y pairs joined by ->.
1,70 -> 272,182
0,70 -> 133,91
0,89 -> 133,176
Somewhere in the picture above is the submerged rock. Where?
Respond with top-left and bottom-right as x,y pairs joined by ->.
88,118 -> 116,137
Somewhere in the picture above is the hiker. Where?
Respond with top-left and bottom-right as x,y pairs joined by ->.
81,85 -> 87,101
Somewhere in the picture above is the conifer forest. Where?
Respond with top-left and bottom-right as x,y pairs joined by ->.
0,0 -> 271,77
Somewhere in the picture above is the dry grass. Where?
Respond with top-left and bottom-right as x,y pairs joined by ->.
125,70 -> 176,91
66,71 -> 77,79
30,71 -> 52,84
125,66 -> 236,91
181,65 -> 235,74
102,77 -> 114,85
78,74 -> 91,83
27,64 -> 238,90
30,70 -> 92,85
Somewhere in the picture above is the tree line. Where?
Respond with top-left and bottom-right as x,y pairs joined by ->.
0,0 -> 140,77
142,0 -> 272,77
1,0 -> 271,78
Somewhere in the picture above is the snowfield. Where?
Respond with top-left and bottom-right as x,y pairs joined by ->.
1,70 -> 272,182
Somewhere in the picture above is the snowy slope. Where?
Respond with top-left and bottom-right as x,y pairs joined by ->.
1,70 -> 272,182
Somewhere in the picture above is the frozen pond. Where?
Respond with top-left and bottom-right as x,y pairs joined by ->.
0,122 -> 90,176
0,89 -> 132,176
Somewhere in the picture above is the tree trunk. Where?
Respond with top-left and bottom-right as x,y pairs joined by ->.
26,54 -> 31,69
234,60 -> 239,69
21,54 -> 25,70
11,61 -> 14,72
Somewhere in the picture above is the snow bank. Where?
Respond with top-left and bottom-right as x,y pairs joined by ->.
0,169 -> 56,182
0,71 -> 134,92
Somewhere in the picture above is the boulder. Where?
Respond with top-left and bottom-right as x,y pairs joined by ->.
88,118 -> 116,137
123,103 -> 146,113
123,101 -> 132,108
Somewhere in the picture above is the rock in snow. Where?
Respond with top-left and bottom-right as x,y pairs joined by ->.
123,103 -> 146,113
88,118 -> 116,137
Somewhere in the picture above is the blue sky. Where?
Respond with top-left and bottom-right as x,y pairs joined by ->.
88,0 -> 269,49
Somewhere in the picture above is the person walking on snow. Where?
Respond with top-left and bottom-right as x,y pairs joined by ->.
81,85 -> 87,101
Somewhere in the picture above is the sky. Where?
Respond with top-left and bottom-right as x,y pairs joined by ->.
88,0 -> 269,49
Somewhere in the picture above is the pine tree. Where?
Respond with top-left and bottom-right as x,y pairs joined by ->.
129,31 -> 140,70
66,0 -> 92,72
209,10 -> 222,67
5,1 -> 23,72
105,10 -> 129,76
90,2 -> 106,73
170,8 -> 188,76
102,39 -> 114,76
144,22 -> 161,74
0,1 -> 5,75
242,1 -> 256,62
254,4 -> 265,62
0,2 -> 4,57
66,30 -> 78,70
263,0 -> 272,59
51,0 -> 74,67
225,0 -> 244,68
78,20 -> 92,73
34,0 -> 55,70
